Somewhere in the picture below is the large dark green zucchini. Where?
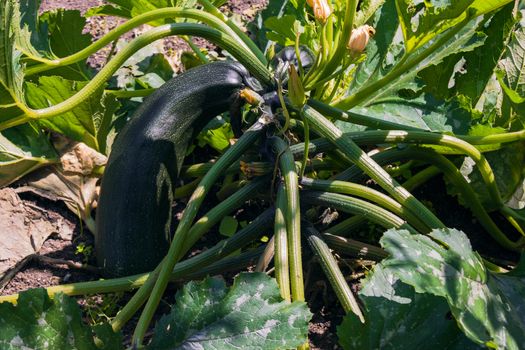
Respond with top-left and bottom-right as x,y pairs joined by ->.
96,61 -> 256,277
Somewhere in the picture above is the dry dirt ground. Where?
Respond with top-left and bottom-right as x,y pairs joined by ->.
1,1 -> 341,349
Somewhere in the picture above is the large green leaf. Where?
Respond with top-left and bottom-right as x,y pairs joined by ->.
419,4 -> 515,103
0,289 -> 122,349
0,123 -> 58,188
36,9 -> 94,80
338,265 -> 480,350
379,228 -> 525,349
25,76 -> 120,153
147,273 -> 312,349
497,11 -> 525,106
342,7 -> 487,110
345,94 -> 472,133
1,0 -> 25,105
396,0 -> 474,53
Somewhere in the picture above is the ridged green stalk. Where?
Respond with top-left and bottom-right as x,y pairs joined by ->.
301,191 -> 418,234
269,137 -> 305,302
304,225 -> 364,322
299,104 -> 444,229
301,177 -> 429,233
274,185 -> 291,302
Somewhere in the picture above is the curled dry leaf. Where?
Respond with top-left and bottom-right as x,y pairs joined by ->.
0,188 -> 74,283
16,137 -> 107,235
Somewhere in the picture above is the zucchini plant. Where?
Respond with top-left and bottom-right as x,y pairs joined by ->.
1,0 -> 525,348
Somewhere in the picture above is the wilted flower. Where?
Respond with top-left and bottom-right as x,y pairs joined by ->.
347,25 -> 375,53
307,0 -> 332,24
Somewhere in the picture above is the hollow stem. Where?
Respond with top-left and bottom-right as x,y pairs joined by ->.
299,104 -> 445,229
304,225 -> 364,322
301,190 -> 418,234
274,184 -> 291,301
2,23 -> 271,131
300,177 -> 430,233
269,137 -> 305,302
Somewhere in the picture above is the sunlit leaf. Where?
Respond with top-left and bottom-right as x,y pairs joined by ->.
25,76 -> 120,153
148,273 -> 311,349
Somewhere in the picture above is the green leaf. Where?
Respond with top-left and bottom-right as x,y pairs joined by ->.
249,0 -> 307,50
147,273 -> 311,349
1,0 -> 25,105
0,289 -> 123,349
101,0 -> 197,22
346,5 -> 487,108
25,76 -> 119,152
379,228 -> 525,349
345,94 -> 472,133
37,9 -> 94,80
395,0 -> 474,53
219,216 -> 238,237
85,5 -> 132,18
497,16 -> 525,104
0,123 -> 58,188
455,143 -> 525,209
419,4 -> 515,102
196,117 -> 234,153
338,265 -> 480,350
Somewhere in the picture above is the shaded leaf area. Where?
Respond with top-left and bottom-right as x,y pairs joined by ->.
25,76 -> 120,154
0,123 -> 57,187
338,265 -> 479,350
249,0 -> 308,50
497,10 -> 525,103
453,143 -> 525,210
36,9 -> 95,80
148,273 -> 312,350
0,289 -> 122,349
371,228 -> 525,349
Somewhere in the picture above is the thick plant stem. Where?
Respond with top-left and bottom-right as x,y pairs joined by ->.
299,104 -> 445,229
301,177 -> 430,233
322,233 -> 388,261
304,225 -> 364,322
131,117 -> 270,345
269,137 -> 305,302
308,99 -> 424,131
181,177 -> 269,253
301,191 -> 418,234
337,147 -> 524,251
1,23 -> 272,131
25,8 -> 254,74
197,0 -> 267,65
274,185 -> 291,302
